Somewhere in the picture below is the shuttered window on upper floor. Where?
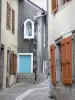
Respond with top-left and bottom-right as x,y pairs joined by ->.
6,2 -> 11,29
12,9 -> 15,34
61,36 -> 72,85
51,0 -> 58,13
51,0 -> 71,13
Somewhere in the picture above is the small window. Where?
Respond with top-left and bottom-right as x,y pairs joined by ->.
24,19 -> 34,39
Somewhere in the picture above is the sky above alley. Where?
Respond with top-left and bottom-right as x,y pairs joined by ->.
30,0 -> 47,11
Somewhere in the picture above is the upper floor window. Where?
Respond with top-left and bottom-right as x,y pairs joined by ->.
6,2 -> 11,29
24,19 -> 34,39
6,2 -> 15,34
26,21 -> 32,36
51,0 -> 71,13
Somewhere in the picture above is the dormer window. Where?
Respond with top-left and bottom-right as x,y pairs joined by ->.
24,19 -> 34,39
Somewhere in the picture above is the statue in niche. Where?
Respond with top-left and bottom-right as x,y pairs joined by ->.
26,21 -> 32,36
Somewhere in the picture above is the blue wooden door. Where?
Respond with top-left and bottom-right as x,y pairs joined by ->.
19,55 -> 31,73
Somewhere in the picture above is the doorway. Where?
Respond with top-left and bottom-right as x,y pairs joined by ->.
56,43 -> 62,83
6,50 -> 10,87
0,45 -> 4,90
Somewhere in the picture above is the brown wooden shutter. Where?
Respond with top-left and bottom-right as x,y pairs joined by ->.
61,36 -> 72,85
52,0 -> 58,13
50,44 -> 56,85
61,39 -> 66,84
66,36 -> 72,85
12,9 -> 15,33
10,53 -> 14,74
14,54 -> 17,75
6,2 -> 11,29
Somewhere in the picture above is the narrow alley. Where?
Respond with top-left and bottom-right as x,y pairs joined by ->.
0,80 -> 53,100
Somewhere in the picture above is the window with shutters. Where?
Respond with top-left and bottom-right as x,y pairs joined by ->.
55,36 -> 72,85
51,0 -> 71,13
61,36 -> 72,85
51,0 -> 58,13
50,44 -> 56,85
6,2 -> 11,29
12,9 -> 15,34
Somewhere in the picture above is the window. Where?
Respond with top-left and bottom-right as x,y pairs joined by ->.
6,2 -> 11,29
24,19 -> 34,39
51,0 -> 71,13
61,36 -> 72,85
55,36 -> 72,85
51,0 -> 58,13
6,2 -> 15,34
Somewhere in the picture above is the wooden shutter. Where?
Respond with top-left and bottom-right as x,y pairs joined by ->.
10,53 -> 14,74
6,2 -> 11,29
66,36 -> 72,85
61,39 -> 66,84
50,44 -> 56,85
52,0 -> 58,13
12,9 -> 15,33
14,55 -> 17,75
61,36 -> 72,85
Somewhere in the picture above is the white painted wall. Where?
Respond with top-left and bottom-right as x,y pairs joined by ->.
1,0 -> 18,89
48,0 -> 75,58
30,0 -> 47,11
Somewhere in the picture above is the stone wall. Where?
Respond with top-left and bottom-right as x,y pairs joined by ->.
17,73 -> 35,83
55,86 -> 75,100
